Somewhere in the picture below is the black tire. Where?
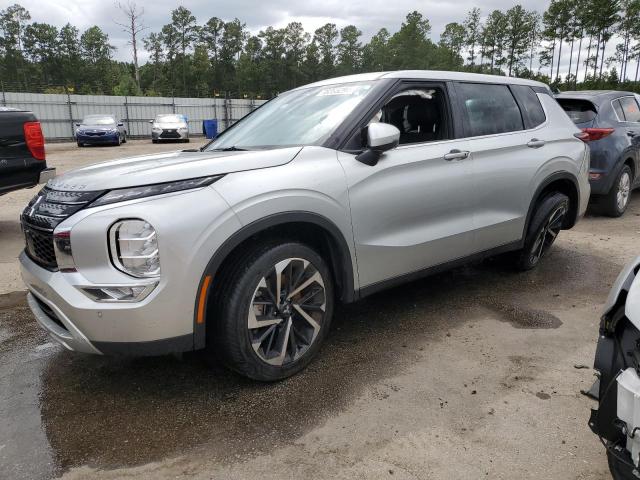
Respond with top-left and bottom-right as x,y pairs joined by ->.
514,192 -> 569,271
152,139 -> 158,144
607,449 -> 637,480
122,132 -> 127,143
208,241 -> 334,381
77,141 -> 83,147
602,165 -> 633,218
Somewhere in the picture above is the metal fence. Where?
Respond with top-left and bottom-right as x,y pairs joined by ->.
1,91 -> 267,141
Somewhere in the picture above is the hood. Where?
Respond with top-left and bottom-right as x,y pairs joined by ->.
48,147 -> 302,192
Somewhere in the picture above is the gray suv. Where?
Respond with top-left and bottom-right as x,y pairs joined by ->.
556,91 -> 640,216
20,71 -> 590,381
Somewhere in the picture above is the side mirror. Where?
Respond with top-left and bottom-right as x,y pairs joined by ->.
117,122 -> 124,127
356,123 -> 400,166
148,119 -> 154,124
75,123 -> 80,127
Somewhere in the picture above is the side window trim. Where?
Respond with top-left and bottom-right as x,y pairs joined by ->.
612,98 -> 626,122
507,84 -> 527,129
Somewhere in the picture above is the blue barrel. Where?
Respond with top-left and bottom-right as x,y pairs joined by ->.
203,119 -> 218,139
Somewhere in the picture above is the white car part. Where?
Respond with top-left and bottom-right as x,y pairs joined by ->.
617,368 -> 640,466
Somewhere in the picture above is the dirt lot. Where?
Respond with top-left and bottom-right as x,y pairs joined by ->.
1,140 -> 639,479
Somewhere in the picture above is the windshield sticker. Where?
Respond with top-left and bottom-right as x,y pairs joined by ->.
317,85 -> 365,96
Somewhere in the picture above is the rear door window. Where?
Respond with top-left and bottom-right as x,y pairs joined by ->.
620,97 -> 640,122
556,99 -> 597,124
457,83 -> 524,137
511,85 -> 546,129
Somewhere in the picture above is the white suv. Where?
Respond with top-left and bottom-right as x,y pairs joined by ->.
20,71 -> 590,380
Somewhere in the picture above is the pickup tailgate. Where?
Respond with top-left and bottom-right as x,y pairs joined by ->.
0,110 -> 47,195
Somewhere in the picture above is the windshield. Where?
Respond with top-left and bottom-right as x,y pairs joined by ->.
205,81 -> 377,150
155,114 -> 185,123
81,115 -> 116,126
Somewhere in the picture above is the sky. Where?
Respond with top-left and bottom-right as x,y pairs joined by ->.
6,0 -> 632,79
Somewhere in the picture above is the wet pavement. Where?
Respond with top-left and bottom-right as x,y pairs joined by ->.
0,142 -> 638,479
0,240 -> 628,479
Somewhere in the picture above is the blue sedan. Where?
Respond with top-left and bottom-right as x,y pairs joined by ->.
75,114 -> 127,147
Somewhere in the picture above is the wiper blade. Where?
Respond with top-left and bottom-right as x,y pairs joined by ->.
213,146 -> 248,152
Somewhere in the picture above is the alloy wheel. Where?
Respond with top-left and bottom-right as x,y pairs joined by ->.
529,204 -> 567,264
248,257 -> 326,366
617,171 -> 631,212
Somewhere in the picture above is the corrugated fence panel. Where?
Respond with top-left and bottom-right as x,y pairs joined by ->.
1,92 -> 266,140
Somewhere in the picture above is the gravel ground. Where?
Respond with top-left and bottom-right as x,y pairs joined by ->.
1,139 -> 639,479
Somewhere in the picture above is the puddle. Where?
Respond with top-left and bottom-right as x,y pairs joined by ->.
483,300 -> 563,329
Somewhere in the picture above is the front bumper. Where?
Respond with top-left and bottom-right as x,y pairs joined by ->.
152,129 -> 189,141
590,257 -> 640,478
19,185 -> 242,356
77,132 -> 119,144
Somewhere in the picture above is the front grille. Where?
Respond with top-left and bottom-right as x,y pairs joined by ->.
85,131 -> 106,136
160,129 -> 180,139
21,187 -> 106,270
24,226 -> 56,268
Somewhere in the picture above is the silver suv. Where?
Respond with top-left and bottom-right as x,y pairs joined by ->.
20,71 -> 590,381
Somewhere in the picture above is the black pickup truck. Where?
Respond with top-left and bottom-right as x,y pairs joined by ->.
0,107 -> 55,195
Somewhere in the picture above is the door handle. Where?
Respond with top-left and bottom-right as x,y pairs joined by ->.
443,149 -> 470,161
527,138 -> 546,148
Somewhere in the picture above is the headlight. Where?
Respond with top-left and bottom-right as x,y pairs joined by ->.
152,127 -> 161,132
109,219 -> 160,278
179,127 -> 188,132
90,176 -> 222,207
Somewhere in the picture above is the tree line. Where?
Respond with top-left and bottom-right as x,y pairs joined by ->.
1,0 -> 639,98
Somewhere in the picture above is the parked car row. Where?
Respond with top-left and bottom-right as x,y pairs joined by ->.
74,113 -> 190,147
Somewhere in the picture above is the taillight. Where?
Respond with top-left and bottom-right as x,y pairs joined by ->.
575,128 -> 615,142
23,121 -> 46,160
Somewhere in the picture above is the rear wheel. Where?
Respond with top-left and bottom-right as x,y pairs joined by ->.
602,165 -> 632,217
122,132 -> 127,143
514,192 -> 569,271
209,241 -> 334,381
77,141 -> 83,147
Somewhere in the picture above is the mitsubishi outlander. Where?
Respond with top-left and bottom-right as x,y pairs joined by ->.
20,71 -> 590,381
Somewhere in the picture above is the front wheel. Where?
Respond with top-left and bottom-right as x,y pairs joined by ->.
514,192 -> 569,271
209,241 -> 334,381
